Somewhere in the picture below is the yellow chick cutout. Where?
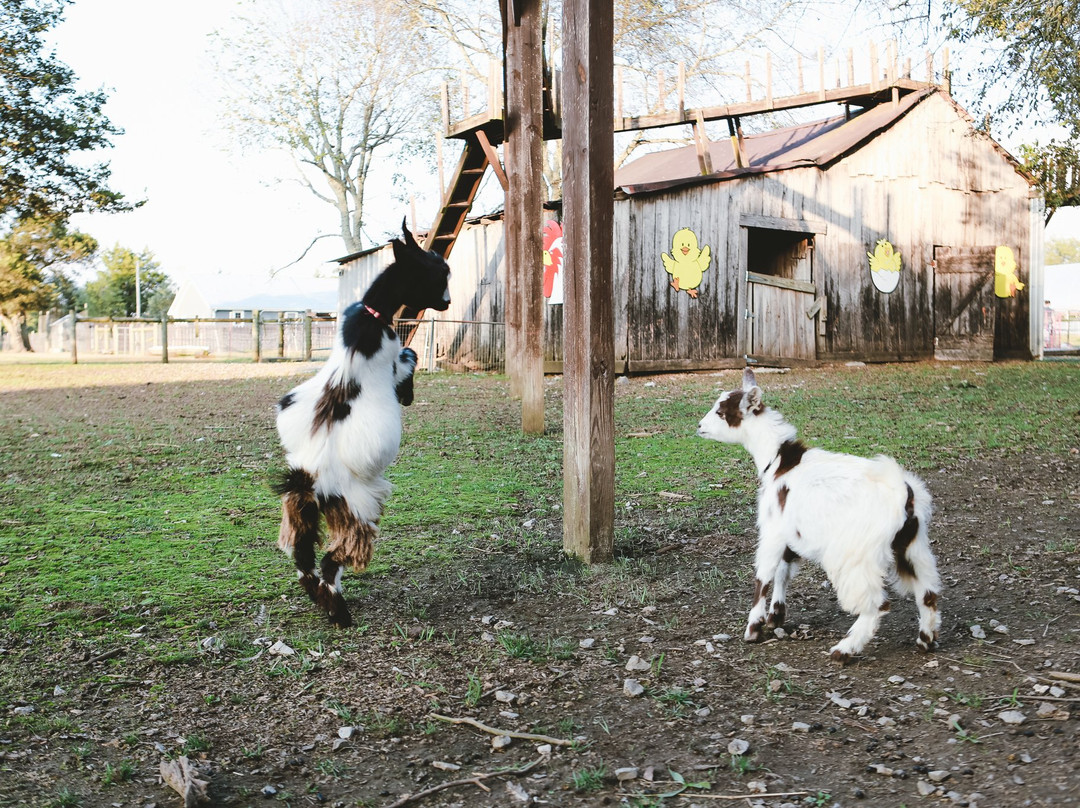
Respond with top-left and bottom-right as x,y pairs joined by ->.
662,227 -> 711,298
994,245 -> 1024,298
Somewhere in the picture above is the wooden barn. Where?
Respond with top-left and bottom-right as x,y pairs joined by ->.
337,83 -> 1044,371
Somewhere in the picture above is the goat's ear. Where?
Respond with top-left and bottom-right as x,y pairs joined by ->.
401,217 -> 420,250
745,385 -> 762,412
742,367 -> 757,391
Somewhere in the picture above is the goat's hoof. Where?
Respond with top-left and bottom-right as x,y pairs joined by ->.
766,606 -> 786,629
917,631 -> 939,652
829,649 -> 852,664
328,609 -> 354,628
744,621 -> 766,643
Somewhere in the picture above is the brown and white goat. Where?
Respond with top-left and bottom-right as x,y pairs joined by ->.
274,221 -> 450,626
696,368 -> 941,662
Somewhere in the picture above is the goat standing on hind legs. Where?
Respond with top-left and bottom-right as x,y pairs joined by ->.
274,220 -> 451,627
696,368 -> 942,662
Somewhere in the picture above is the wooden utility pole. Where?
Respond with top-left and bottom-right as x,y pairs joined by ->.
504,0 -> 545,433
561,0 -> 615,562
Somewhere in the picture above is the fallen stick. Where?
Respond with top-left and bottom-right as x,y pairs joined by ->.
384,755 -> 543,808
427,713 -> 574,746
674,791 -> 809,801
1048,671 -> 1080,684
159,755 -> 210,807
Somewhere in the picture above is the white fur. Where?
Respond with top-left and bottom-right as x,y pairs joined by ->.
697,368 -> 942,661
277,333 -> 408,524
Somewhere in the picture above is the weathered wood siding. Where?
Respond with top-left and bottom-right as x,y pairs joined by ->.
339,93 -> 1036,369
618,92 -> 1035,364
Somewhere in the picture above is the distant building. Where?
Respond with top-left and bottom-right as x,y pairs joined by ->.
168,272 -> 339,321
342,86 -> 1041,369
1044,263 -> 1080,311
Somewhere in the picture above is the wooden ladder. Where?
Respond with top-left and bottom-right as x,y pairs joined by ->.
401,125 -> 503,344
422,126 -> 504,259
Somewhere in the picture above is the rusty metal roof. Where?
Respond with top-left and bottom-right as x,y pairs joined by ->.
615,88 -> 935,196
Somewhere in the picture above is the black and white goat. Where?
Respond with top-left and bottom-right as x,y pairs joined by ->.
274,221 -> 450,626
696,368 -> 941,662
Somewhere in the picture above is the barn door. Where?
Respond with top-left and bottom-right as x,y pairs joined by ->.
745,223 -> 820,363
933,246 -> 996,361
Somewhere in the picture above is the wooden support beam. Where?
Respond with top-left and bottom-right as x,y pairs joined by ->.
765,53 -> 773,108
562,0 -> 614,564
505,0 -> 545,433
677,61 -> 686,116
475,130 -> 509,191
870,41 -> 879,92
693,110 -> 713,175
726,116 -> 744,169
817,47 -> 825,101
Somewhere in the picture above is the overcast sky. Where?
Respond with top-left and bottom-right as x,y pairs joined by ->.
51,0 -> 346,291
49,0 -> 1077,295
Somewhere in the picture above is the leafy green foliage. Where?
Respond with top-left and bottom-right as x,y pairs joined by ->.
83,245 -> 173,318
0,217 -> 96,345
0,0 -> 132,225
1017,141 -> 1080,224
949,0 -> 1080,134
1045,237 -> 1080,265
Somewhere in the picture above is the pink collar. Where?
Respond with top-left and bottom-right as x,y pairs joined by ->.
363,303 -> 390,324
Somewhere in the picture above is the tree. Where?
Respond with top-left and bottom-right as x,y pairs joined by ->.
0,0 -> 132,227
213,0 -> 429,258
1045,237 -> 1080,266
83,246 -> 172,319
948,0 -> 1080,135
411,0 -> 821,199
0,217 -> 95,350
947,0 -> 1080,221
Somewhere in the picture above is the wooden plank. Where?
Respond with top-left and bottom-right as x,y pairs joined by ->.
693,110 -> 713,175
612,78 -> 930,135
505,0 -> 545,433
750,284 -> 816,360
740,214 -> 828,234
561,0 -> 614,564
747,272 -> 816,294
628,357 -> 746,373
934,247 -> 996,361
475,130 -> 509,192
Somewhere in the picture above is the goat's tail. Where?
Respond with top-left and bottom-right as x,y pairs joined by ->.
891,474 -> 937,588
274,467 -> 368,627
274,467 -> 324,602
894,472 -> 942,650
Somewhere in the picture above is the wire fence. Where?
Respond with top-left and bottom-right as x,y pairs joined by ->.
15,313 -> 506,372
1044,307 -> 1080,351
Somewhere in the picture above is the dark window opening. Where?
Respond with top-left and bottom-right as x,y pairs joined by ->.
747,228 -> 814,282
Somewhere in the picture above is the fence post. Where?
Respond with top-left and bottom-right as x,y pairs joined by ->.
277,317 -> 285,359
160,314 -> 169,363
252,310 -> 261,363
70,309 -> 78,364
303,311 -> 312,361
427,317 -> 437,372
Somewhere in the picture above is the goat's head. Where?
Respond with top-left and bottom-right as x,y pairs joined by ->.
391,219 -> 452,312
696,367 -> 764,443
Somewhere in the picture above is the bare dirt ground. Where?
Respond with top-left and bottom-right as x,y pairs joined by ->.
1,361 -> 1078,808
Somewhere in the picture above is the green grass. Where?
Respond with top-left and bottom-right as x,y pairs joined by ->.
0,360 -> 1077,663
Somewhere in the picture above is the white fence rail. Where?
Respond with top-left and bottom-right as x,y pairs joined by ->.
1045,308 -> 1080,352
12,314 -> 505,372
